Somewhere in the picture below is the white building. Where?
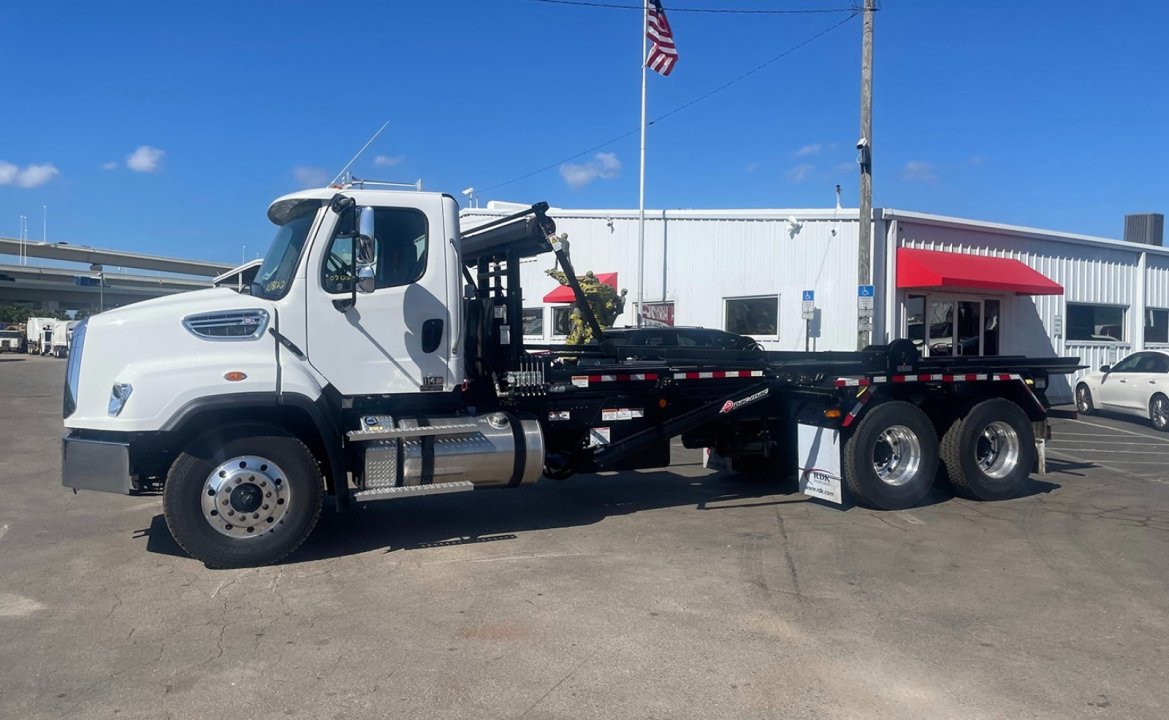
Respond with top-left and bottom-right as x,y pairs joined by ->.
462,204 -> 1169,404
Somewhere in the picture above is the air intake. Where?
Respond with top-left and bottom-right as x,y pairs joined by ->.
182,309 -> 269,339
1124,213 -> 1164,246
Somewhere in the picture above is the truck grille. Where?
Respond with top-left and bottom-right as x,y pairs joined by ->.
182,309 -> 269,340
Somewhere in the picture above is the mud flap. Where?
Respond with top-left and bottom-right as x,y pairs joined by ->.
797,424 -> 843,505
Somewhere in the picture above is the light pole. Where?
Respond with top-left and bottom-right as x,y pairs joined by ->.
91,263 -> 104,312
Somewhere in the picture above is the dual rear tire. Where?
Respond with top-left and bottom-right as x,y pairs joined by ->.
843,398 -> 1034,509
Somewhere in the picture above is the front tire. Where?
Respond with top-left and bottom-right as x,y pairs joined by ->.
941,399 -> 1035,501
1150,394 -> 1169,432
163,423 -> 324,569
843,401 -> 939,510
1076,383 -> 1096,414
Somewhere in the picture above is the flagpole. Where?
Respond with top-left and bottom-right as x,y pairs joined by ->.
637,0 -> 648,328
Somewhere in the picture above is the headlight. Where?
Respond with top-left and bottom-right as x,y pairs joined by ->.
108,383 -> 133,417
63,319 -> 87,418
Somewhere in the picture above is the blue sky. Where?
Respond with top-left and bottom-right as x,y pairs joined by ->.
1,1 -> 1167,265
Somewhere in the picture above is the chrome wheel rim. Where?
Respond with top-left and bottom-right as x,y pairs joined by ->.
1077,386 -> 1091,411
201,455 -> 291,539
872,425 -> 922,487
1153,398 -> 1168,429
975,421 -> 1020,479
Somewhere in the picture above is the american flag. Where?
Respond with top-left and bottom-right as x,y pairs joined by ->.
646,0 -> 678,77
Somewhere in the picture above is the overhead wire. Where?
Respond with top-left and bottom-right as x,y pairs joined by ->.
522,0 -> 857,14
481,10 -> 858,193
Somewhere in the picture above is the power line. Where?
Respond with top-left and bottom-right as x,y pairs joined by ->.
523,0 -> 856,14
481,11 -> 858,193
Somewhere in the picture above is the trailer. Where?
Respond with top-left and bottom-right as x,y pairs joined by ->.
26,317 -> 55,355
49,320 -> 80,358
62,185 -> 1080,568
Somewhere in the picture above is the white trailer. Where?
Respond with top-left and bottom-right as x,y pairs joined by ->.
25,317 -> 56,355
51,320 -> 80,358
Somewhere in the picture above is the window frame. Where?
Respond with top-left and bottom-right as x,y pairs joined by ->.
1146,308 -> 1169,344
1066,302 -> 1127,343
319,206 -> 430,295
723,295 -> 780,340
521,307 -> 545,339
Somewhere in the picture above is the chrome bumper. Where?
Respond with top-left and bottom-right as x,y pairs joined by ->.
62,435 -> 134,494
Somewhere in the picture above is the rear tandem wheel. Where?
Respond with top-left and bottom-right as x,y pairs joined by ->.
842,401 -> 939,510
940,398 -> 1036,501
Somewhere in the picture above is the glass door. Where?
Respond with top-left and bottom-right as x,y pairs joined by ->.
905,294 -> 1002,357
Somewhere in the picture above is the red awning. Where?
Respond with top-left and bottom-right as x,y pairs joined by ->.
543,272 -> 618,303
896,248 -> 1063,296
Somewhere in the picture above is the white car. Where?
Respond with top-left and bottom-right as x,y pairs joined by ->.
1076,350 -> 1169,431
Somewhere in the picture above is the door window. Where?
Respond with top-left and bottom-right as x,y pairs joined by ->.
321,208 -> 429,294
984,299 -> 1000,355
957,300 -> 981,356
927,299 -> 955,356
1109,353 -> 1147,373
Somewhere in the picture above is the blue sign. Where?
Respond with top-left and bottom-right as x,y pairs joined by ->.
857,285 -> 875,298
74,276 -> 101,287
802,290 -> 815,303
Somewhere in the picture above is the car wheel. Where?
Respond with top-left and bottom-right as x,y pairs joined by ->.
1150,394 -> 1169,432
1076,383 -> 1095,414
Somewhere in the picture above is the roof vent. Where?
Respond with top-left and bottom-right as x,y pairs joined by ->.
1124,213 -> 1164,246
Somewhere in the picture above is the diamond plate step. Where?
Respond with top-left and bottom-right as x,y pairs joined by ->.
346,423 -> 481,442
352,481 -> 475,502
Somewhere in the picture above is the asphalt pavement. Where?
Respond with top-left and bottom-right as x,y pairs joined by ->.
1,355 -> 1167,719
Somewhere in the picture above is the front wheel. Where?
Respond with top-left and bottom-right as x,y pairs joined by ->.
842,401 -> 939,510
1076,383 -> 1095,414
163,423 -> 324,569
1150,394 -> 1169,432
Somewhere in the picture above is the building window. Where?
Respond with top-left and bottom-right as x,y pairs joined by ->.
725,296 -> 779,337
1067,303 -> 1125,342
522,308 -> 544,337
552,306 -> 575,337
1146,308 -> 1169,344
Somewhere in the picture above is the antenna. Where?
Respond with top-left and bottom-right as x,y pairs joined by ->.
330,120 -> 391,187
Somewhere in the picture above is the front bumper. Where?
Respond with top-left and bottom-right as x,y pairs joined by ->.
62,434 -> 134,494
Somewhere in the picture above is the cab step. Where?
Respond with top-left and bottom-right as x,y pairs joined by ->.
346,423 -> 480,442
352,481 -> 475,502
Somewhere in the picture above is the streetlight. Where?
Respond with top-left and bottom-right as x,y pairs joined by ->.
90,263 -> 104,312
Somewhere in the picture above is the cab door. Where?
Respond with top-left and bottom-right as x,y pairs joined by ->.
303,194 -> 455,396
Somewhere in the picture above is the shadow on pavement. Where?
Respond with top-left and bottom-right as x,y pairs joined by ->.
138,469 -> 1063,566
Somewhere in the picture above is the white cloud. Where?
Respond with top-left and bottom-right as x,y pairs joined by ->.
101,161 -> 119,170
17,164 -> 59,188
833,161 -> 854,174
127,145 -> 165,173
794,143 -> 822,158
787,163 -> 815,183
374,154 -> 404,167
293,165 -> 331,187
0,160 -> 59,188
903,160 -> 938,183
559,152 -> 622,190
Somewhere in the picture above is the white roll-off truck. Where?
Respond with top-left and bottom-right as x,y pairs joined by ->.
62,181 -> 1080,567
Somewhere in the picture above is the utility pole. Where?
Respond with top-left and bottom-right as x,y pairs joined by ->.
856,0 -> 875,350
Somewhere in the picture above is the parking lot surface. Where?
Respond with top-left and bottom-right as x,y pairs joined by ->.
2,355 -> 1168,719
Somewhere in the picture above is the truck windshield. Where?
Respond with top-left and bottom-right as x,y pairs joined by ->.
251,210 -> 319,299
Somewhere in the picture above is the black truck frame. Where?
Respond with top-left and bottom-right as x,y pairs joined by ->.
454,202 -> 1079,510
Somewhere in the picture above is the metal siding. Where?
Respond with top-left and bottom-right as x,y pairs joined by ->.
465,208 -> 860,349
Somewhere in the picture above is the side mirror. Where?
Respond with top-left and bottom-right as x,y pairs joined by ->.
357,207 -> 376,249
356,265 -> 376,295
1100,364 -> 1111,374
